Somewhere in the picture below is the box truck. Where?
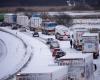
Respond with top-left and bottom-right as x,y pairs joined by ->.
82,33 -> 99,59
17,15 -> 29,28
57,53 -> 94,80
42,21 -> 57,35
4,13 -> 17,26
55,25 -> 70,40
72,28 -> 88,50
16,66 -> 68,80
30,17 -> 42,31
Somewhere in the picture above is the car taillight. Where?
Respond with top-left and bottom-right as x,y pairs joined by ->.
64,32 -> 67,36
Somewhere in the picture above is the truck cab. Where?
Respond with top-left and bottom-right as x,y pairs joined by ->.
42,21 -> 57,35
55,25 -> 70,40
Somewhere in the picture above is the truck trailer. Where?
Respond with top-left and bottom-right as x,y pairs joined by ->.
82,33 -> 99,59
17,15 -> 29,28
72,28 -> 88,50
16,66 -> 68,80
30,17 -> 42,31
57,53 -> 94,80
4,13 -> 17,26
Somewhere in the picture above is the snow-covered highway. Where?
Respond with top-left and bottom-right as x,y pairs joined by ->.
0,27 -> 54,80
0,28 -> 32,80
0,31 -> 26,79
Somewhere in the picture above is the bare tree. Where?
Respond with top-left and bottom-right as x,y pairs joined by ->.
54,13 -> 73,27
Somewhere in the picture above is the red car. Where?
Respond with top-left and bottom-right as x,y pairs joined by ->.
52,48 -> 60,57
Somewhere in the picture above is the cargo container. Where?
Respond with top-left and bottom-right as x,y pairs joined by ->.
16,66 -> 68,80
72,28 -> 88,50
4,13 -> 17,24
30,17 -> 42,31
57,53 -> 94,80
55,25 -> 70,40
17,15 -> 29,28
42,21 -> 57,35
82,33 -> 99,59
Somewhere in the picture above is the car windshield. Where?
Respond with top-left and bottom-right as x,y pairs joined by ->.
51,42 -> 59,47
62,29 -> 68,32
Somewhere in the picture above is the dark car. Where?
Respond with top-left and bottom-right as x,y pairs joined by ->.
46,38 -> 54,44
12,25 -> 18,30
55,51 -> 66,59
33,32 -> 39,37
0,23 -> 12,27
50,41 -> 60,49
52,48 -> 60,57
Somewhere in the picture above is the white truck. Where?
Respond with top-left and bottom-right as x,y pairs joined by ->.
82,33 -> 99,59
30,17 -> 42,31
42,21 -> 57,35
55,25 -> 70,40
16,66 -> 68,80
57,53 -> 94,80
17,15 -> 29,28
4,13 -> 16,25
73,28 -> 88,50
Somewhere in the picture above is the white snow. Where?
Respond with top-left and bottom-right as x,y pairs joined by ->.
0,31 -> 26,79
59,53 -> 92,59
20,66 -> 67,74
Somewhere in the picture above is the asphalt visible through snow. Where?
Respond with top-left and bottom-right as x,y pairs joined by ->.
0,39 -> 7,62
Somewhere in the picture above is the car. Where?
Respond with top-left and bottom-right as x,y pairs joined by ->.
12,25 -> 18,30
52,48 -> 60,57
55,51 -> 66,59
46,38 -> 54,44
0,23 -> 12,27
33,32 -> 39,37
50,41 -> 60,49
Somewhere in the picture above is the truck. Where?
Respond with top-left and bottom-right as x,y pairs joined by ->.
17,15 -> 29,28
55,25 -> 70,40
82,33 -> 99,59
72,28 -> 88,50
57,53 -> 94,80
16,66 -> 68,80
30,16 -> 42,31
41,21 -> 57,35
4,13 -> 17,26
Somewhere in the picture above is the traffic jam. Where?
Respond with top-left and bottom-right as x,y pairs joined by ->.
0,12 -> 100,80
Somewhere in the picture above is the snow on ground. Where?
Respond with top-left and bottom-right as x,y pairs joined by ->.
0,39 -> 7,62
0,31 -> 26,79
39,32 -> 55,40
14,31 -> 55,73
0,28 -> 54,79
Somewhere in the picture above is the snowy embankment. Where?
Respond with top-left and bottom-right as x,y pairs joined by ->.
0,28 -> 32,80
0,27 -> 54,77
